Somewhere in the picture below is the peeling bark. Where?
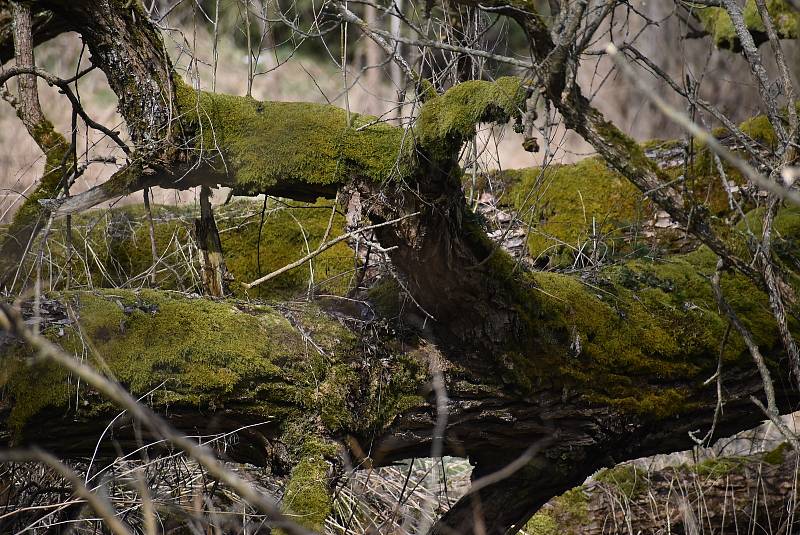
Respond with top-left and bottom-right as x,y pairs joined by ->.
194,186 -> 231,297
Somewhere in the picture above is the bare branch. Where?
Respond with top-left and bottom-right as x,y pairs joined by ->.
606,43 -> 800,206
243,212 -> 418,290
0,65 -> 130,155
720,0 -> 789,148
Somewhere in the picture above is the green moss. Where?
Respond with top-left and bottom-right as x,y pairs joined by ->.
60,289 -> 293,404
459,167 -> 797,421
504,157 -> 653,268
23,199 -> 354,300
688,444 -> 793,478
762,441 -> 791,465
694,0 -> 798,50
0,349 -> 72,433
415,77 -> 527,162
593,114 -> 663,177
594,464 -> 648,498
282,437 -> 337,531
174,76 -> 532,193
174,78 -> 410,192
366,278 -> 402,318
219,200 -> 353,299
525,512 -> 558,535
739,102 -> 800,147
692,455 -> 748,477
487,208 -> 800,417
1,289 -> 425,438
493,130 -> 764,270
525,487 -> 588,535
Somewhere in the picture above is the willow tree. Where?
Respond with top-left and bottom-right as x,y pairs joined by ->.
0,0 -> 799,534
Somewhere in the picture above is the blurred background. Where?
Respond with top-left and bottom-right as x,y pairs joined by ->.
1,0 -> 798,223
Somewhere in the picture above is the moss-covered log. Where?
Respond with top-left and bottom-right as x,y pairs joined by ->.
527,443 -> 799,534
3,201 -> 800,531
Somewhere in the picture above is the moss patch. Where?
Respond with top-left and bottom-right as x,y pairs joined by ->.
21,199 -> 354,300
175,78 -> 410,192
692,455 -> 748,477
415,77 -> 527,162
1,289 -> 426,439
762,441 -> 791,465
487,207 -> 800,418
594,464 -> 648,498
525,487 -> 589,535
282,437 -> 337,531
503,156 -> 653,268
694,0 -> 798,50
739,102 -> 800,147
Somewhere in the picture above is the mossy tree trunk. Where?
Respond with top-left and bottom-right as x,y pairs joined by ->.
0,0 -> 69,287
3,239 -> 799,533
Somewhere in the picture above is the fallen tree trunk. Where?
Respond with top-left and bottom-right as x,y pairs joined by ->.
530,443 -> 799,534
3,209 -> 800,531
1,2 -> 799,534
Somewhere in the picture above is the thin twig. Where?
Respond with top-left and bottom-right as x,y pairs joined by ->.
0,448 -> 133,535
243,212 -> 419,289
605,43 -> 800,206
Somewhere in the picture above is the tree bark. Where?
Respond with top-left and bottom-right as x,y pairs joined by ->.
194,186 -> 230,297
0,0 -> 68,288
2,220 -> 799,533
533,445 -> 799,534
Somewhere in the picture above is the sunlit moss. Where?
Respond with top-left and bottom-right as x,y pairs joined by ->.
1,289 -> 425,440
739,102 -> 800,147
174,78 -> 410,192
692,455 -> 748,477
20,199 -> 354,300
594,464 -> 648,497
415,77 -> 527,162
481,206 -> 800,417
282,437 -> 337,531
503,157 -> 653,268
